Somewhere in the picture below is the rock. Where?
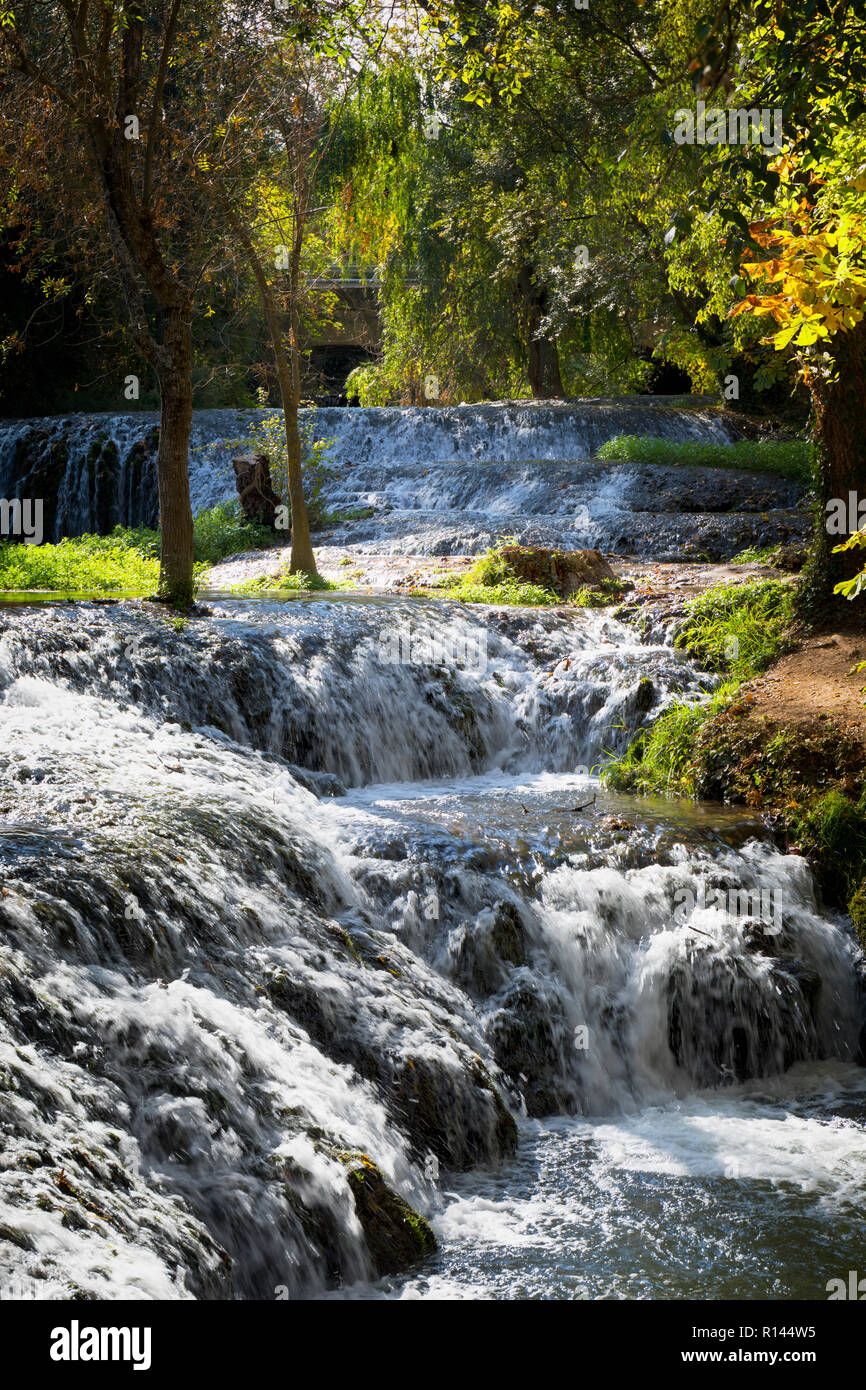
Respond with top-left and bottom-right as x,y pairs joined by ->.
634,676 -> 655,712
742,920 -> 792,955
287,765 -> 347,799
773,542 -> 808,572
499,545 -> 618,598
231,452 -> 283,530
488,979 -> 567,1115
389,1054 -> 518,1168
343,1155 -> 436,1275
450,900 -> 526,994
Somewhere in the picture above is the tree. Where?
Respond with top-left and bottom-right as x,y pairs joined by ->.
731,137 -> 866,541
682,0 -> 866,591
336,0 -> 755,404
204,1 -> 394,574
0,1 -> 247,602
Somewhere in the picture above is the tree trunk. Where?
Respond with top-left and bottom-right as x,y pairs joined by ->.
809,316 -> 866,587
528,334 -> 565,401
155,303 -> 195,605
231,212 -> 319,577
271,309 -> 318,577
232,453 -> 281,528
517,264 -> 564,399
285,215 -> 319,578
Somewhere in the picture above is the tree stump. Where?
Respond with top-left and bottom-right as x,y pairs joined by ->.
231,452 -> 283,531
499,545 -> 618,597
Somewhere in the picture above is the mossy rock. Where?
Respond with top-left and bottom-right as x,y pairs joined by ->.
488,981 -> 566,1116
848,880 -> 866,952
343,1155 -> 436,1276
634,676 -> 656,713
390,1052 -> 517,1168
499,545 -> 618,598
451,900 -> 526,994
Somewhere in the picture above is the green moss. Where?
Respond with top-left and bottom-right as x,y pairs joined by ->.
341,1153 -> 437,1275
848,880 -> 866,951
596,434 -> 811,483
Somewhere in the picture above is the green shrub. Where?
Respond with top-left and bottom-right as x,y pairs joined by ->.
677,579 -> 794,680
193,500 -> 279,566
0,529 -> 160,594
596,435 -> 811,483
436,545 -> 560,606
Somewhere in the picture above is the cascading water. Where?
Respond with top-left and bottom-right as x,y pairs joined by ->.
0,592 -> 863,1300
0,402 -> 808,558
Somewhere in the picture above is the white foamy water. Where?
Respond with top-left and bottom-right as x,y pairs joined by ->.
355,1066 -> 866,1301
0,402 -> 806,559
0,591 -> 861,1301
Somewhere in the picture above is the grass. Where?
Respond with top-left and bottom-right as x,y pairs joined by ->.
603,685 -> 735,797
675,578 -> 795,682
193,500 -> 280,566
0,530 -> 161,594
602,579 -> 795,795
435,546 -> 562,606
730,543 -> 781,565
571,579 -> 626,608
232,568 -> 341,595
437,575 -> 561,606
0,501 -> 289,596
788,790 -> 866,906
596,435 -> 811,483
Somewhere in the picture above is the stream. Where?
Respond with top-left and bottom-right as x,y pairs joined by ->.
0,403 -> 862,1302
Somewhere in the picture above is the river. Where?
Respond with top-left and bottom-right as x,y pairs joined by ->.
0,403 -> 861,1302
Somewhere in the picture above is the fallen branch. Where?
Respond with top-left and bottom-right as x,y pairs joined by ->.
520,794 -> 597,814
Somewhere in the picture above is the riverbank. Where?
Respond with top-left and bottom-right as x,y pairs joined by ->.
606,568 -> 866,932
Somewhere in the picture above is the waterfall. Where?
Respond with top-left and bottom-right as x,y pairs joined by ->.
0,402 -> 807,560
0,595 -> 860,1298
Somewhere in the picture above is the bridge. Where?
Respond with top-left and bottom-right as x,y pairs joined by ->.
304,265 -> 382,402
